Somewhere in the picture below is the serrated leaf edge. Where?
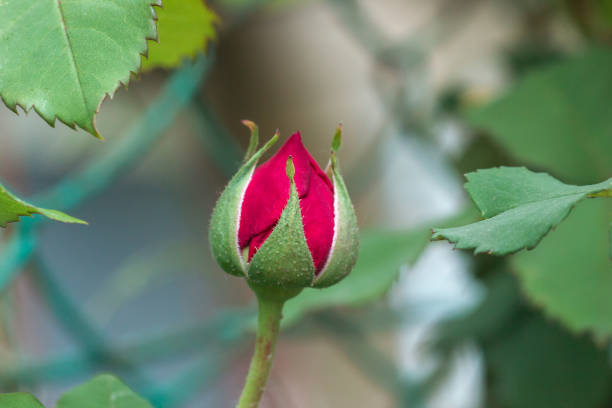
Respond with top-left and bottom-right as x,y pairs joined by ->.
0,184 -> 87,227
464,166 -> 611,217
0,1 -> 163,138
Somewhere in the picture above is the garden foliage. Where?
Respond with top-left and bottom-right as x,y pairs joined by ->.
0,0 -> 611,406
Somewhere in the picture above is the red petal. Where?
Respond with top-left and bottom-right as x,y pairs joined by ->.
300,163 -> 334,271
238,132 -> 334,272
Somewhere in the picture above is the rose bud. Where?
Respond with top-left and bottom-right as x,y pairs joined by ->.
209,121 -> 359,292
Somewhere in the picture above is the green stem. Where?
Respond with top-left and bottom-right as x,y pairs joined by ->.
236,296 -> 283,408
237,285 -> 301,408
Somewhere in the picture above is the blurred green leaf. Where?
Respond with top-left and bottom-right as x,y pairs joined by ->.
218,0 -> 308,9
455,134 -> 516,175
435,269 -> 612,408
434,271 -> 522,352
469,48 -> 612,184
504,43 -> 564,77
0,0 -> 160,137
56,374 -> 152,408
0,183 -> 86,228
0,393 -> 44,408
283,227 -> 431,326
433,167 -> 611,255
486,315 -> 612,408
141,0 -> 217,71
566,0 -> 612,40
512,199 -> 612,338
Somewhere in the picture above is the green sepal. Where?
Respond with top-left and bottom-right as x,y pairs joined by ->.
209,134 -> 279,277
331,123 -> 342,152
313,148 -> 359,288
242,120 -> 260,162
247,158 -> 315,288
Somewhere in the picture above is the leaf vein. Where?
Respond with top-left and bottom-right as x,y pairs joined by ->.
54,0 -> 89,116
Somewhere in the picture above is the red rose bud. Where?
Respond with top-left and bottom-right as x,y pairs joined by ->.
238,131 -> 334,271
209,122 -> 359,289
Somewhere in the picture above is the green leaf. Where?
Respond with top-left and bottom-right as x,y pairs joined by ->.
434,270 -> 522,352
56,374 -> 153,408
468,48 -> 612,184
141,0 -> 217,71
0,393 -> 45,408
283,227 -> 431,326
463,49 -> 612,336
0,183 -> 86,227
432,167 -> 611,255
486,315 -> 612,408
434,269 -> 612,408
0,0 -> 160,137
512,199 -> 612,338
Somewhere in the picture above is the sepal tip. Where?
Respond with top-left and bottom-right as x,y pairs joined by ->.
286,156 -> 295,181
241,119 -> 257,132
242,119 -> 259,162
332,123 -> 342,152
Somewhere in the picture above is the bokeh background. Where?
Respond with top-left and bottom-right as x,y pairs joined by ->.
1,0 -> 611,407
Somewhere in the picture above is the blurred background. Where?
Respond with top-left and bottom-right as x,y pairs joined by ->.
1,0 -> 611,407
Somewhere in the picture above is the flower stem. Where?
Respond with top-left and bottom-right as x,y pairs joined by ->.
236,295 -> 284,408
